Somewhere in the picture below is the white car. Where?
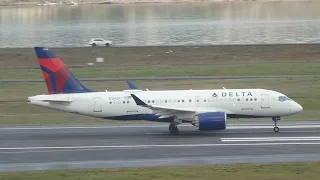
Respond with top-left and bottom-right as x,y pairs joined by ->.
88,38 -> 112,47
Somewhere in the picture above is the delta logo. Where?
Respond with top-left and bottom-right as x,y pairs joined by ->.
212,93 -> 218,97
212,91 -> 253,97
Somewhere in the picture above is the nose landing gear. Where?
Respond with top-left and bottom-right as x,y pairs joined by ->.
272,116 -> 281,132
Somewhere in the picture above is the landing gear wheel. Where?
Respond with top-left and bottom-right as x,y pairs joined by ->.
272,116 -> 281,133
169,123 -> 179,135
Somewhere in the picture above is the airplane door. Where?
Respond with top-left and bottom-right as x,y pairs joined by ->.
93,97 -> 103,112
261,94 -> 270,109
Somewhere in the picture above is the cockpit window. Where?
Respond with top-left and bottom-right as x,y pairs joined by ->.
278,96 -> 292,102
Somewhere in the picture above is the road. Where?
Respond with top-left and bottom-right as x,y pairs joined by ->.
1,75 -> 319,82
0,120 -> 320,172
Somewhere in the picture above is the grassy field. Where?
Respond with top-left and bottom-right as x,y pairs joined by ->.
1,162 -> 320,180
1,44 -> 320,68
0,77 -> 318,125
1,62 -> 320,79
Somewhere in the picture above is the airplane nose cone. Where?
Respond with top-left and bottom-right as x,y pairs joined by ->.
297,103 -> 303,112
293,102 -> 303,113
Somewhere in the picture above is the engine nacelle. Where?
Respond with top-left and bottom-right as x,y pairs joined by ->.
192,112 -> 227,131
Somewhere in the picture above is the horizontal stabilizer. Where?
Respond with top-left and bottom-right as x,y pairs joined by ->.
43,99 -> 73,103
31,96 -> 73,103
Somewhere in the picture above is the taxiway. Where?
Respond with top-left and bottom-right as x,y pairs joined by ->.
0,120 -> 320,172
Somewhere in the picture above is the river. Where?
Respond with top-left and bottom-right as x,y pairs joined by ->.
0,1 -> 320,48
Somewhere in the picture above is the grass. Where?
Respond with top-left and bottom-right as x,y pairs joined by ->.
0,77 -> 319,125
0,62 -> 320,79
2,44 -> 320,68
1,162 -> 320,180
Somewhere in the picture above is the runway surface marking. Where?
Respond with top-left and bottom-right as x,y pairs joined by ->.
145,130 -> 320,134
1,124 -> 320,130
221,136 -> 320,142
1,142 -> 320,151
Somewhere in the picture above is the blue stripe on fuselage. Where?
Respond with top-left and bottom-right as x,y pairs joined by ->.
103,113 -> 272,122
104,114 -> 175,122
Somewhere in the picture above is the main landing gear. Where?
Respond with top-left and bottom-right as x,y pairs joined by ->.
272,116 -> 281,132
169,123 -> 179,135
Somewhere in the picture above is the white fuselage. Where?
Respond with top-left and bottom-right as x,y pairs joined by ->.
28,88 -> 303,122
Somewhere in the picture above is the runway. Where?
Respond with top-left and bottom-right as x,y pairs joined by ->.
0,120 -> 320,172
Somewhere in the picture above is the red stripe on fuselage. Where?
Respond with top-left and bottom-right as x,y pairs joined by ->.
39,58 -> 65,72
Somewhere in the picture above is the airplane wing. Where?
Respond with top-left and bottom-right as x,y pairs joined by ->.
131,94 -> 199,119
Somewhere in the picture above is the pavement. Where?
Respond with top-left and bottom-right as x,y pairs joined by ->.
0,120 -> 320,172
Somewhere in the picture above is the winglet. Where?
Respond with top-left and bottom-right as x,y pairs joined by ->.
130,94 -> 148,106
127,80 -> 138,89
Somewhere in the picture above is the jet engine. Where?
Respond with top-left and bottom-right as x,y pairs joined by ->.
192,112 -> 227,131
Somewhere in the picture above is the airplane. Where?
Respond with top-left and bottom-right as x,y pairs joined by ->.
28,47 -> 303,135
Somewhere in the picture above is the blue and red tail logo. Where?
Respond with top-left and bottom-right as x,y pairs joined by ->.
34,47 -> 95,94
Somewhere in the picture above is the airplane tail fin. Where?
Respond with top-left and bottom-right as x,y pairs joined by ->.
34,47 -> 95,94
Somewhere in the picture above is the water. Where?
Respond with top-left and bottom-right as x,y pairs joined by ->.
0,1 -> 320,48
